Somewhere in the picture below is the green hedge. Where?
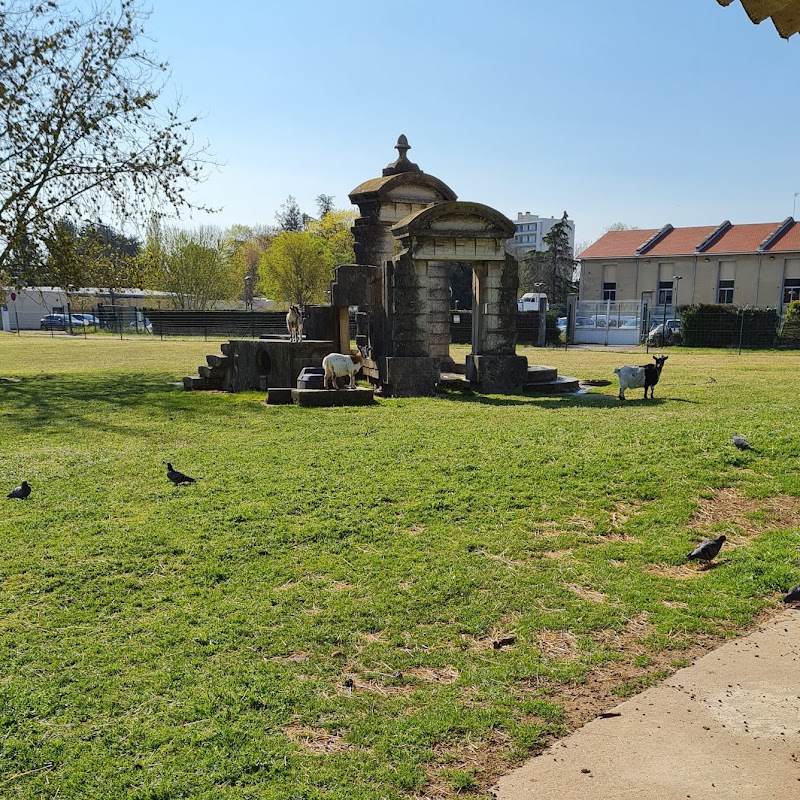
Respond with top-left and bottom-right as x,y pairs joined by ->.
679,304 -> 778,348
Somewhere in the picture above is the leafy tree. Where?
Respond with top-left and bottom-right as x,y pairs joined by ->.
276,195 -> 304,232
521,211 -> 576,305
226,225 -> 275,303
0,0 -> 211,290
259,231 -> 335,306
305,209 -> 355,266
42,219 -> 142,295
144,225 -> 238,309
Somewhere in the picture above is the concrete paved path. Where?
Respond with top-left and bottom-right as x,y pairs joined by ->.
495,609 -> 800,800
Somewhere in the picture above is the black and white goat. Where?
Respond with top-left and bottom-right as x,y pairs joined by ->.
613,355 -> 668,400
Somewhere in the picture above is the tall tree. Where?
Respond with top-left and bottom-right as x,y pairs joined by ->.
276,195 -> 304,232
0,0 -> 211,288
259,231 -> 335,306
521,211 -> 576,305
315,194 -> 335,218
144,225 -> 238,309
305,209 -> 355,266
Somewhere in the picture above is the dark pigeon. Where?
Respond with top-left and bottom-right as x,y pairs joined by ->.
687,534 -> 726,564
7,480 -> 30,499
783,585 -> 800,604
732,435 -> 752,450
166,463 -> 196,485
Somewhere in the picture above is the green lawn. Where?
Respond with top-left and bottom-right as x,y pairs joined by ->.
1,335 -> 799,799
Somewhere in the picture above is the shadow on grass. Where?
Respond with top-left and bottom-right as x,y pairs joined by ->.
0,372 -> 213,434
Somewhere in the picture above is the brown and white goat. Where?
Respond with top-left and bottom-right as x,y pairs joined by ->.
286,305 -> 303,342
322,351 -> 363,389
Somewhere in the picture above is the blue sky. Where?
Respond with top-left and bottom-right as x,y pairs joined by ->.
146,0 -> 800,248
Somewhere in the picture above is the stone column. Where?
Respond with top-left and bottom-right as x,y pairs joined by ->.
427,261 -> 451,359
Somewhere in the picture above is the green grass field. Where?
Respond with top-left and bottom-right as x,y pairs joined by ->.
2,335 -> 799,799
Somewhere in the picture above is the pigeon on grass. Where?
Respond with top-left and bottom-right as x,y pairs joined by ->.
7,480 -> 31,499
166,463 -> 196,485
783,585 -> 800,604
732,435 -> 753,451
687,534 -> 726,565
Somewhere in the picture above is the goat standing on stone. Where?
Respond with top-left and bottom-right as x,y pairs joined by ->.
287,305 -> 303,342
322,351 -> 363,389
614,355 -> 668,400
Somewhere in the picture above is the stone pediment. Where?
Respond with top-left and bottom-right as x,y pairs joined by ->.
391,201 -> 516,240
349,171 -> 457,206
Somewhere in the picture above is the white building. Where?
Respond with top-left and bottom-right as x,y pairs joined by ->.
510,212 -> 575,257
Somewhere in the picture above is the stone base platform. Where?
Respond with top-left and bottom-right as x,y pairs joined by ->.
291,387 -> 375,407
522,375 -> 580,394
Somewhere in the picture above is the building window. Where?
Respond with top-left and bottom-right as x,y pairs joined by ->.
784,278 -> 800,304
718,279 -> 734,304
657,280 -> 673,306
603,282 -> 616,301
531,234 -> 537,244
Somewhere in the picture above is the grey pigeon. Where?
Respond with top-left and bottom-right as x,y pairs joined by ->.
732,435 -> 752,450
166,463 -> 196,485
7,480 -> 30,500
687,534 -> 726,564
783,585 -> 800,604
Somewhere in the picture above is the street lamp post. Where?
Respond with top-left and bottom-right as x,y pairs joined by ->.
672,275 -> 683,314
671,275 -> 683,344
244,275 -> 253,311
794,192 -> 800,219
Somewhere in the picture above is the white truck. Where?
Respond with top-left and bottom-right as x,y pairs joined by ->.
517,292 -> 548,312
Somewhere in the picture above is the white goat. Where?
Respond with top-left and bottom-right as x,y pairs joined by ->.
614,355 -> 668,400
286,305 -> 303,342
322,351 -> 363,389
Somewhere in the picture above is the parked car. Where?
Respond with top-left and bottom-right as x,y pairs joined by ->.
648,319 -> 681,345
40,314 -> 89,330
556,316 -> 568,333
128,316 -> 153,334
72,313 -> 99,326
574,316 -> 597,329
620,318 -> 641,329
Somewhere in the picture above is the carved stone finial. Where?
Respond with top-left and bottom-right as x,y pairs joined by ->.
382,134 -> 421,176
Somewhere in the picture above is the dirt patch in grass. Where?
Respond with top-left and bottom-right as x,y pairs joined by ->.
405,666 -> 460,684
690,488 -> 800,543
565,583 -> 607,603
270,652 -> 311,663
284,725 -> 359,754
645,563 -> 702,580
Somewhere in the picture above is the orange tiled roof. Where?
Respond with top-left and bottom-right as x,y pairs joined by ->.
580,221 -> 800,259
703,223 -> 783,254
764,220 -> 800,251
646,226 -> 718,256
577,229 -> 659,259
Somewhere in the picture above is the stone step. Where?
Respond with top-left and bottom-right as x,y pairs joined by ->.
522,375 -> 580,394
266,387 -> 294,405
198,365 -> 226,379
183,375 -> 223,391
525,365 -> 558,383
206,354 -> 230,368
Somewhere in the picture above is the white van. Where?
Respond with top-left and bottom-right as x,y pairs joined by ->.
518,292 -> 548,312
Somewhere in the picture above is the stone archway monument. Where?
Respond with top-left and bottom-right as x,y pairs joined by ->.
389,202 -> 529,394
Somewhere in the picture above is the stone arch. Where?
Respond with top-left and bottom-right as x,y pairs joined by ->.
385,201 -> 527,394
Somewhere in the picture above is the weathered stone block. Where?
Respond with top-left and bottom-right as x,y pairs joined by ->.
385,357 -> 440,397
466,354 -> 529,393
